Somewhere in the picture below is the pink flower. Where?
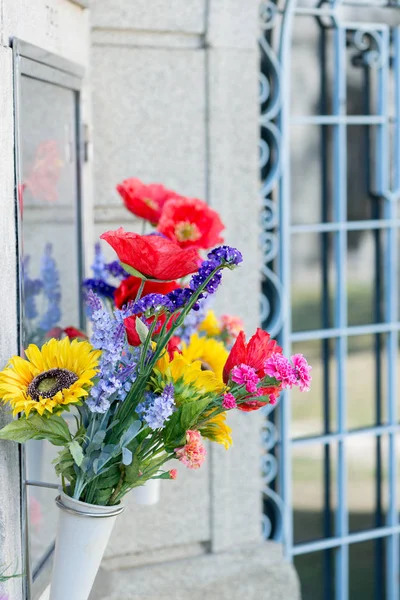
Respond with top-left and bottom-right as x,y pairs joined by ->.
231,363 -> 260,393
264,353 -> 312,392
291,354 -> 312,392
269,392 -> 279,405
264,353 -> 297,389
169,469 -> 178,480
175,430 -> 207,470
222,392 -> 237,409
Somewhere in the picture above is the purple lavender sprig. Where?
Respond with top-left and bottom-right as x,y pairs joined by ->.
86,291 -> 134,413
136,383 -> 175,430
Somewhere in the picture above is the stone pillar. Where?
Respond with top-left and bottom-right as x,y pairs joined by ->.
90,1 -> 300,598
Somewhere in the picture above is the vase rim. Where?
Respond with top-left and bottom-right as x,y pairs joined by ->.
56,489 -> 125,518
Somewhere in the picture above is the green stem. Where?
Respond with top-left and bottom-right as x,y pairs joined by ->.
135,279 -> 146,302
108,465 -> 125,505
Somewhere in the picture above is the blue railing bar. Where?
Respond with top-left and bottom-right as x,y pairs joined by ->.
291,115 -> 386,125
291,219 -> 400,234
333,27 -> 349,600
291,321 -> 400,341
290,423 -> 400,447
292,524 -> 400,557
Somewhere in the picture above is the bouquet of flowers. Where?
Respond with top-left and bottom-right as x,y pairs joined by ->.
0,181 -> 311,600
0,230 -> 310,503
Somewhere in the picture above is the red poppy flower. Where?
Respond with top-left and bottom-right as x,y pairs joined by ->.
116,178 -> 182,224
157,197 -> 225,250
115,276 -> 179,309
100,228 -> 201,281
223,328 -> 283,412
124,313 -> 177,347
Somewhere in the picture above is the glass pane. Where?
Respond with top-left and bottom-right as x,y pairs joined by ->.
18,75 -> 81,575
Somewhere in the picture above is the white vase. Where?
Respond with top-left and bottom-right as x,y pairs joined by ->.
49,490 -> 124,600
133,479 -> 160,505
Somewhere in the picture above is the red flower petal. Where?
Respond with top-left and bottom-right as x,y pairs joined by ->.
246,328 -> 282,378
124,316 -> 141,346
101,228 -> 201,281
223,330 -> 247,383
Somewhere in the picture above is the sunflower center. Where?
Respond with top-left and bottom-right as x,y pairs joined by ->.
174,221 -> 201,242
200,360 -> 212,371
28,368 -> 78,401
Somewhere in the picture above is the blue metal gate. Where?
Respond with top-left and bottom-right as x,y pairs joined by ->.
260,1 -> 400,598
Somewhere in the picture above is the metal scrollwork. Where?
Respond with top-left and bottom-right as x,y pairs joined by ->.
349,27 -> 387,68
259,0 -> 285,542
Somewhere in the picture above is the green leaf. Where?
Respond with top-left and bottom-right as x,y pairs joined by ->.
120,263 -> 147,279
69,440 -> 84,467
120,420 -> 142,448
180,397 -> 211,431
163,397 -> 211,451
135,317 -> 150,344
0,414 -> 71,446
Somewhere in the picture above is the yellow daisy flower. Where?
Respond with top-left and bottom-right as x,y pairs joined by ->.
199,412 -> 233,449
198,310 -> 221,337
155,351 -> 225,401
181,333 -> 228,381
0,337 -> 101,417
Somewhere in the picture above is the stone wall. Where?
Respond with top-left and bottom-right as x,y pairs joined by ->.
90,2 -> 300,598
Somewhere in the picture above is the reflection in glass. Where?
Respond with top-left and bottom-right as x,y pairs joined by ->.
18,76 -> 81,577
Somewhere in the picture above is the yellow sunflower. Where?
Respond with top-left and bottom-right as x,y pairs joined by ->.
155,351 -> 225,402
0,337 -> 101,417
181,333 -> 228,381
198,310 -> 221,337
199,412 -> 232,449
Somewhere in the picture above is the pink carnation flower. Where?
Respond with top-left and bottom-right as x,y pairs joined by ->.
291,354 -> 312,392
231,363 -> 260,393
264,353 -> 312,392
222,392 -> 237,409
169,469 -> 178,480
264,353 -> 297,389
175,430 -> 206,470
